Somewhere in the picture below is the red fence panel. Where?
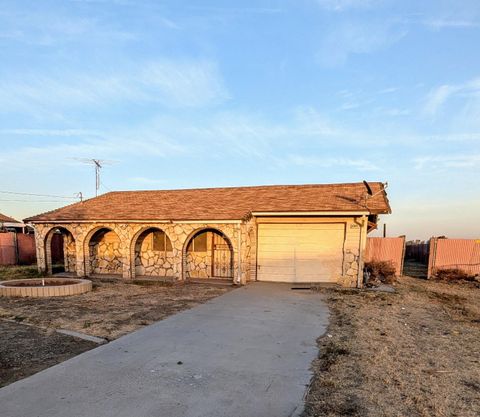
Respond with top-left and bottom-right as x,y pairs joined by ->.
17,233 -> 37,265
365,237 -> 406,276
428,238 -> 480,278
0,232 -> 16,265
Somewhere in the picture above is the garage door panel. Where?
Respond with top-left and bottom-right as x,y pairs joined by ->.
257,223 -> 345,283
259,259 -> 296,268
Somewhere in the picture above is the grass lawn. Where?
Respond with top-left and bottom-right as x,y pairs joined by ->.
0,266 -> 231,387
303,269 -> 480,417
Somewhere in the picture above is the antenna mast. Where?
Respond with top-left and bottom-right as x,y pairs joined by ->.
73,158 -> 115,197
93,159 -> 102,197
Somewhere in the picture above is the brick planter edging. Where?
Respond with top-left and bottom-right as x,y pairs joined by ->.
0,278 -> 92,297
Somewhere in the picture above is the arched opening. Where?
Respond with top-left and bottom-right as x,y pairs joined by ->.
134,228 -> 174,278
87,228 -> 122,276
45,227 -> 76,275
185,229 -> 233,280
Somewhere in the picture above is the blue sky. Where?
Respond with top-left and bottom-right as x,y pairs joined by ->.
0,0 -> 479,240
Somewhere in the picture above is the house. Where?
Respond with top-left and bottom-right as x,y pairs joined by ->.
24,182 -> 391,287
0,213 -> 26,233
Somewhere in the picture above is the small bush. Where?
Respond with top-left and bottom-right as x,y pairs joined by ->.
364,261 -> 397,285
434,268 -> 476,282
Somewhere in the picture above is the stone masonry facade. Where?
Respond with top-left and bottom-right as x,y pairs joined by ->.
34,217 -> 368,287
35,222 -> 245,283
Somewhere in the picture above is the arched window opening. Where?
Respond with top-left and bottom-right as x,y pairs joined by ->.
134,228 -> 174,277
46,227 -> 76,275
88,228 -> 122,275
185,229 -> 233,279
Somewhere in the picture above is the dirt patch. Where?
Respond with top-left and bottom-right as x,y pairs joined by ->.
0,277 -> 231,340
0,268 -> 232,388
303,276 -> 480,417
0,320 -> 96,388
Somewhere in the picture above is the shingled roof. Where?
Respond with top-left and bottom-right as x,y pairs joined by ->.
0,213 -> 20,223
24,182 -> 391,223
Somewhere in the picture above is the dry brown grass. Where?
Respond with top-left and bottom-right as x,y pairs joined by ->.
0,276 -> 231,339
303,275 -> 480,417
0,265 -> 41,280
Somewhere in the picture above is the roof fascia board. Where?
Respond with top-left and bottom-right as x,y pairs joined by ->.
26,219 -> 243,224
252,211 -> 370,216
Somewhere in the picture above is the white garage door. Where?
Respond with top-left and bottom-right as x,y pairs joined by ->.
257,223 -> 345,283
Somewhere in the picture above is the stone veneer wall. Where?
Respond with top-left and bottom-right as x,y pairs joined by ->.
185,252 -> 212,278
89,230 -> 123,275
33,216 -> 368,287
134,231 -> 175,277
33,221 -> 242,282
63,233 -> 76,273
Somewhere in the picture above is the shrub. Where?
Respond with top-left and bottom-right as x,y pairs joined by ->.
364,261 -> 397,284
434,268 -> 476,282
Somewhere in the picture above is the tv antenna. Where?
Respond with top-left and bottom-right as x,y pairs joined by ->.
73,158 -> 116,197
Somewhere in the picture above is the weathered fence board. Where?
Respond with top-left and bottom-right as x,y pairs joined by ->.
16,233 -> 37,264
428,238 -> 480,278
0,233 -> 16,265
365,236 -> 406,276
0,232 -> 37,266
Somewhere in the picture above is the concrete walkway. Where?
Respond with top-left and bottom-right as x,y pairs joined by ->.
0,283 -> 329,417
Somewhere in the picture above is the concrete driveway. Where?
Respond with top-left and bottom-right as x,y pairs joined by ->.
0,283 -> 329,417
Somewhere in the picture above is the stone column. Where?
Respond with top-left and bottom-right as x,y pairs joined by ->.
76,240 -> 86,277
35,227 -> 47,274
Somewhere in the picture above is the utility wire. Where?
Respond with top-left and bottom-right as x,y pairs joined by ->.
0,199 -> 74,203
0,190 -> 78,199
100,180 -> 112,192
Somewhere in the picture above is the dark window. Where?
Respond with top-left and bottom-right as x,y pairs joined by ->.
192,233 -> 207,252
152,230 -> 172,252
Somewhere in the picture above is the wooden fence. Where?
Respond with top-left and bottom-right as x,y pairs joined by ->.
0,232 -> 37,265
365,236 -> 406,276
428,238 -> 480,278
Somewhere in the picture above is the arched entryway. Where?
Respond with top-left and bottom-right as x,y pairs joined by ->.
86,228 -> 122,276
45,227 -> 76,275
184,229 -> 233,280
133,228 -> 174,278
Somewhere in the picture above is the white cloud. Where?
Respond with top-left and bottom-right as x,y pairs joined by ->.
0,128 -> 102,137
287,155 -> 380,171
0,59 -> 229,114
424,19 -> 479,29
0,9 -> 136,46
141,60 -> 229,107
414,154 -> 480,170
316,0 -> 381,12
423,84 -> 460,115
293,106 -> 339,136
317,20 -> 408,67
0,132 -> 186,170
377,87 -> 399,94
423,77 -> 480,116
